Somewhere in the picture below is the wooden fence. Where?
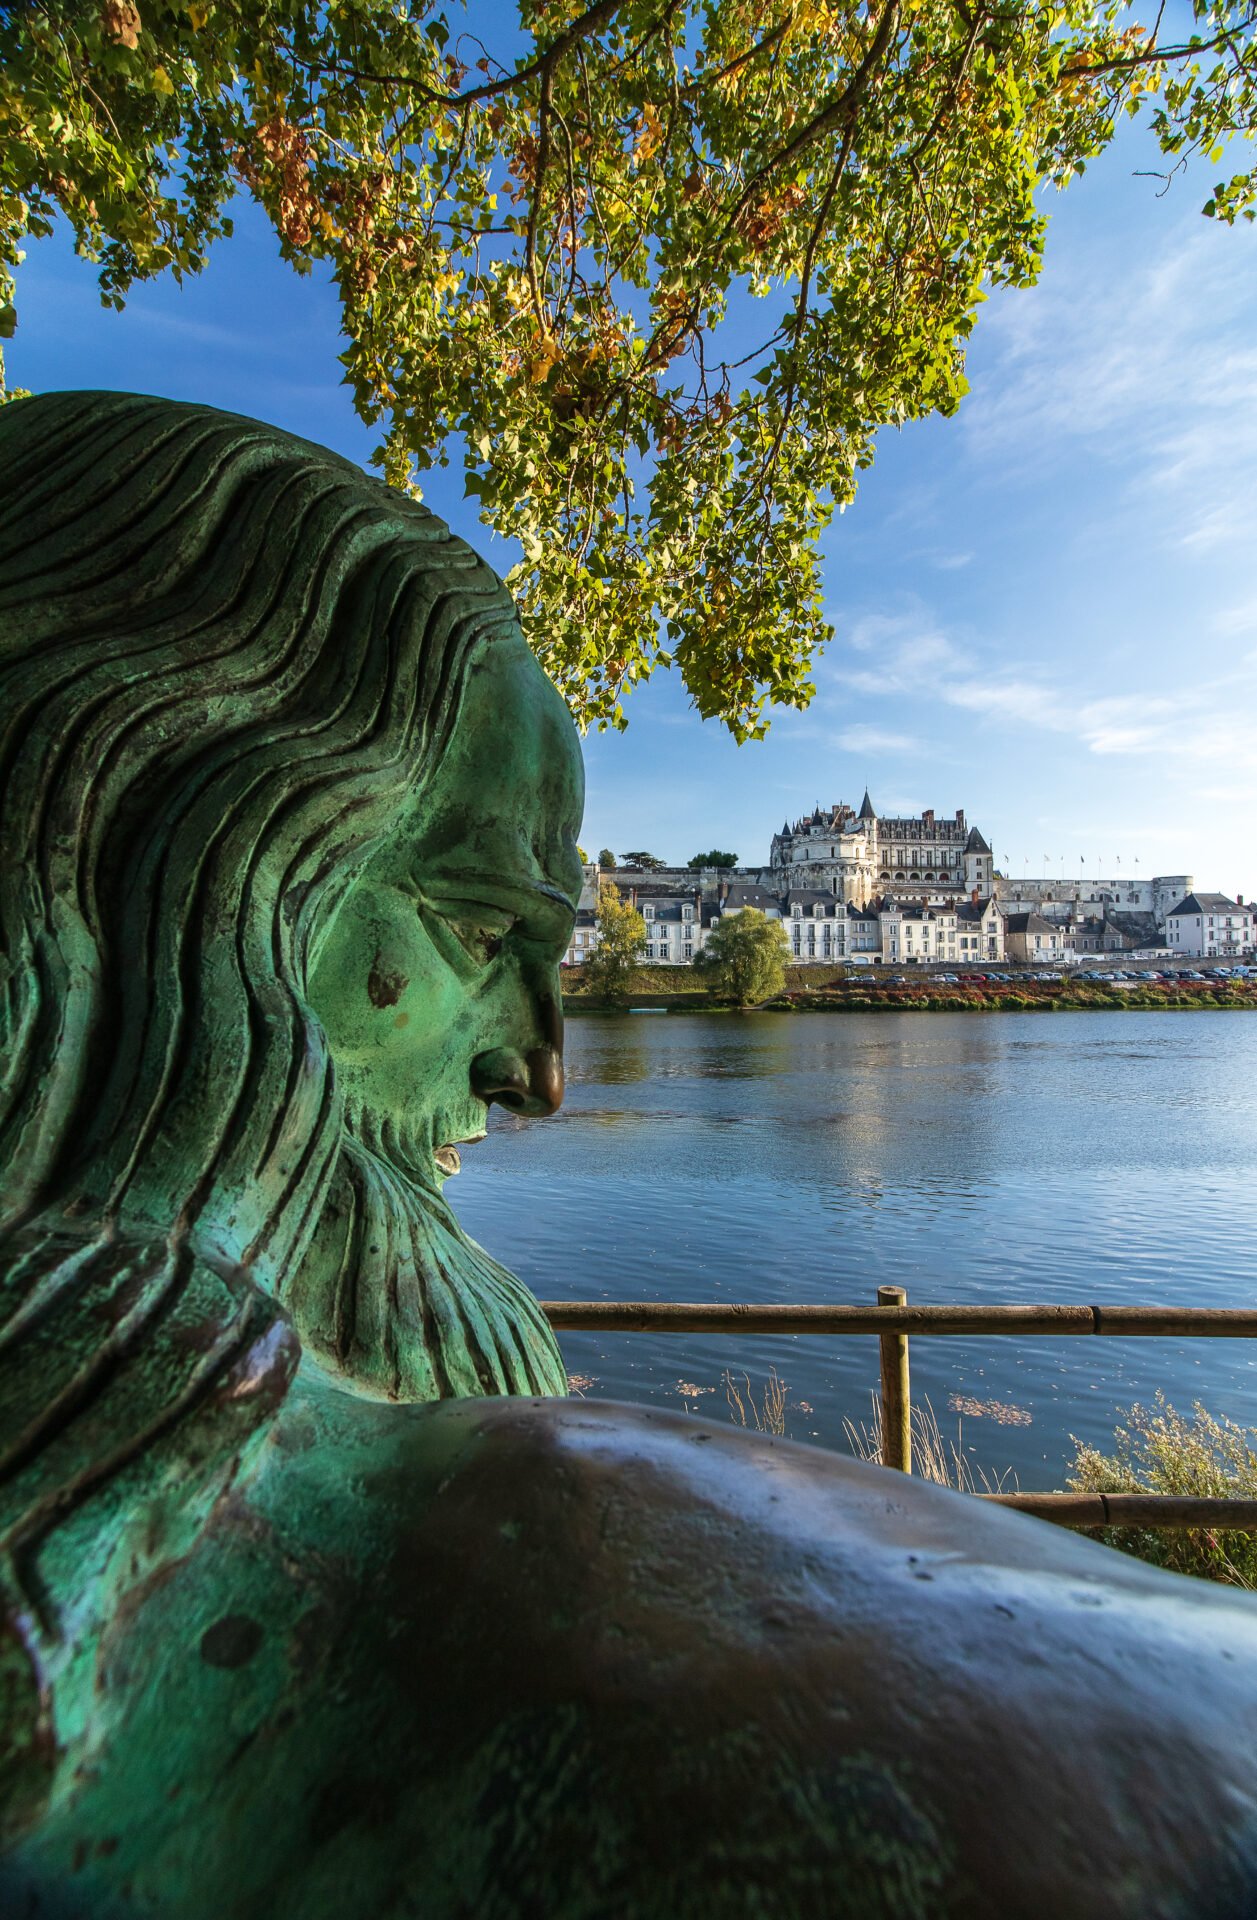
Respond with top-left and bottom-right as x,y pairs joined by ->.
539,1290 -> 1257,1531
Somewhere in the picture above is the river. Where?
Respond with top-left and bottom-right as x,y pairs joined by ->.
453,1010 -> 1257,1488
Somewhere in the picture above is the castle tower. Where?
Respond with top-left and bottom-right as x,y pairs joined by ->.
963,825 -> 994,896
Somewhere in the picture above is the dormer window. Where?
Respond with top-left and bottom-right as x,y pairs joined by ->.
643,904 -> 654,920
792,905 -> 803,918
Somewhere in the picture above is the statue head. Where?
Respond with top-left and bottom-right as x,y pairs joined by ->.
0,391 -> 582,1404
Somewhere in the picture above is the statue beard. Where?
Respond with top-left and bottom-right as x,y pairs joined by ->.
282,1110 -> 566,1403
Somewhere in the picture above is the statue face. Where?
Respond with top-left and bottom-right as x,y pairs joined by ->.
306,639 -> 584,1188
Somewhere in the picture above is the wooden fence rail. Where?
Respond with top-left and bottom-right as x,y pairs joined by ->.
538,1294 -> 1257,1532
540,1301 -> 1257,1336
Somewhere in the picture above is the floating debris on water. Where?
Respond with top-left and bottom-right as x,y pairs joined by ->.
949,1394 -> 1032,1426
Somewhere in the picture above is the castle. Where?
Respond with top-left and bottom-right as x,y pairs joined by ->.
768,792 -> 994,905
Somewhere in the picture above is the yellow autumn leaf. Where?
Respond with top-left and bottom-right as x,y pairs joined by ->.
151,65 -> 175,96
187,2 -> 208,27
528,332 -> 559,381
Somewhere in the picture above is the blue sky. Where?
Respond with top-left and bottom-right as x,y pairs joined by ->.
10,123 -> 1257,896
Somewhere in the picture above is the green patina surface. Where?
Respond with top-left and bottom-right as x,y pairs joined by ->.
2,395 -> 1257,1920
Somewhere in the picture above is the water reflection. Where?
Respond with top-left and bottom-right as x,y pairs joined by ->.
460,1011 -> 1257,1486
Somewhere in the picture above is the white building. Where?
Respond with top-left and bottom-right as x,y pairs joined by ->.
876,895 -> 1003,966
640,893 -> 706,965
1004,912 -> 1066,964
1164,892 -> 1253,959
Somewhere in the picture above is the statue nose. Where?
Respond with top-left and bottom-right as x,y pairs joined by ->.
470,1045 -> 564,1117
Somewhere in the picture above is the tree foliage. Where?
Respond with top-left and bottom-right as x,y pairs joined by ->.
619,848 -> 666,869
5,0 -> 1257,735
688,848 -> 739,868
597,846 -> 617,867
582,880 -> 646,999
702,906 -> 791,1004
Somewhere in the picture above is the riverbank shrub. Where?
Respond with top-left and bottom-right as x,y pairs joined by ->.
699,908 -> 792,1007
580,885 -> 646,1004
1067,1394 -> 1257,1587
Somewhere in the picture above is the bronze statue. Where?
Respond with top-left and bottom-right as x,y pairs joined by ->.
2,393 -> 1256,1919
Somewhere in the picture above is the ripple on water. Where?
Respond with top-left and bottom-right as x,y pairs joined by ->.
456,1011 -> 1257,1483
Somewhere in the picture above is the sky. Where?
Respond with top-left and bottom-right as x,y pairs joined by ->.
10,114 -> 1257,897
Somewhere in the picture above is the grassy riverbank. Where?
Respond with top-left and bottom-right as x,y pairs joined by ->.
563,966 -> 1257,1013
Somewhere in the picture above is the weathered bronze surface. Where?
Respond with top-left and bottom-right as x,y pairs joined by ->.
2,394 -> 1256,1919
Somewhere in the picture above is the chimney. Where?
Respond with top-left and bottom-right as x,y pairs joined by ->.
719,880 -> 730,903
1239,894 -> 1245,906
923,808 -> 934,825
956,809 -> 964,824
971,887 -> 979,906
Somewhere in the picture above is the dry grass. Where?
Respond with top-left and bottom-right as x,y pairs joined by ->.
843,1392 -> 1018,1495
1068,1393 -> 1257,1587
723,1367 -> 790,1436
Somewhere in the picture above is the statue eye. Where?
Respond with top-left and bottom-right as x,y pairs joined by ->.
421,900 -> 515,969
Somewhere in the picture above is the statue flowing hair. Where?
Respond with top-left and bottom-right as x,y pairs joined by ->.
0,393 -> 565,1614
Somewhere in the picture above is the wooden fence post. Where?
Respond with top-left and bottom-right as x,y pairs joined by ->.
878,1285 -> 912,1473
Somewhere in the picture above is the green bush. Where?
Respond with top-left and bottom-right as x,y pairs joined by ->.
1067,1393 -> 1257,1586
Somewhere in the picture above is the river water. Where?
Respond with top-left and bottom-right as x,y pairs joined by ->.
453,1010 -> 1257,1488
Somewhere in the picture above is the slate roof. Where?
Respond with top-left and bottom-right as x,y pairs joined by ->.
858,789 -> 876,821
1166,892 -> 1246,918
1004,912 -> 1057,936
957,897 -> 994,923
964,826 -> 992,854
720,885 -> 781,913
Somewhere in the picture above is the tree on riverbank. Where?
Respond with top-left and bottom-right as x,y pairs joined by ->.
582,883 -> 646,1003
7,2 -> 1257,734
701,909 -> 791,1007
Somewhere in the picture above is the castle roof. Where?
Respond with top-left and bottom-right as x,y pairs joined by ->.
964,826 -> 991,854
858,789 -> 876,821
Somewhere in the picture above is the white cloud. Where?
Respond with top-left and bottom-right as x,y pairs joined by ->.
828,588 -> 1257,773
835,725 -> 919,754
962,214 -> 1257,549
